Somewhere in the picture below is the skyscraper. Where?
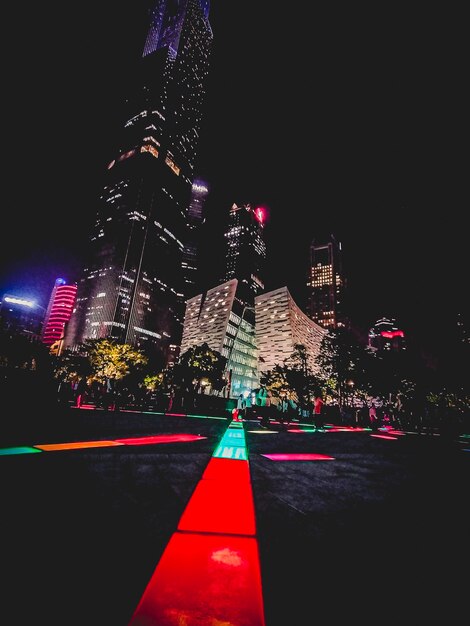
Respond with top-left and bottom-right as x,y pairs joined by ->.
368,317 -> 406,352
41,278 -> 77,348
65,1 -> 213,361
306,235 -> 345,329
182,178 -> 210,296
222,203 -> 266,308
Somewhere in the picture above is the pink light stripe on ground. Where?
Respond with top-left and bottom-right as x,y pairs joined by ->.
261,453 -> 335,461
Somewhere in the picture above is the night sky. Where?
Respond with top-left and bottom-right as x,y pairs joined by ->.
1,2 -> 466,356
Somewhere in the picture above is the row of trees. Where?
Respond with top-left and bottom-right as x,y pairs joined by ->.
260,327 -> 469,426
1,320 -> 468,425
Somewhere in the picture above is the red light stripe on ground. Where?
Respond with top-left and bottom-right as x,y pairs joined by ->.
370,434 -> 397,440
115,434 -> 206,445
202,457 -> 251,481
177,472 -> 256,535
128,532 -> 265,626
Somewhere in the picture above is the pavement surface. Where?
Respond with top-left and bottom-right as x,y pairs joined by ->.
1,407 -> 469,625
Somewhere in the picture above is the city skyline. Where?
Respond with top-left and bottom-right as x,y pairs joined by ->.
1,1 -> 466,358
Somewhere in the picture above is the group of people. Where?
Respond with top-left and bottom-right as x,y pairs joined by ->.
234,389 -> 326,430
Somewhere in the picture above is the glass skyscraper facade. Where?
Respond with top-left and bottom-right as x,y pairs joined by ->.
222,203 -> 266,309
65,1 -> 213,361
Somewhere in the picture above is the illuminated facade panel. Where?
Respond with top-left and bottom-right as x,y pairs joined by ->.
41,279 -> 77,347
180,279 -> 259,398
255,286 -> 326,374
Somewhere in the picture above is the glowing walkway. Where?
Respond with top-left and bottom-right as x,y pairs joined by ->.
129,419 -> 266,626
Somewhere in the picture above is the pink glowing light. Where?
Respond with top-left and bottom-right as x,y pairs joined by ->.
380,330 -> 404,338
370,434 -> 397,440
254,207 -> 265,223
261,453 -> 335,461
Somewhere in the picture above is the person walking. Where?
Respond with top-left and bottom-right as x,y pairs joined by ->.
314,395 -> 325,430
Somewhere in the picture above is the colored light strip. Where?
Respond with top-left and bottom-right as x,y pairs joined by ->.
213,445 -> 248,460
128,533 -> 265,625
177,473 -> 256,535
35,440 -> 123,451
370,434 -> 397,440
129,419 -> 266,625
115,434 -> 207,446
261,453 -> 335,461
0,446 -> 42,456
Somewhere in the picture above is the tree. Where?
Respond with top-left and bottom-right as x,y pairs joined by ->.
85,339 -> 148,382
169,343 -> 227,400
316,329 -> 370,406
262,344 -> 320,413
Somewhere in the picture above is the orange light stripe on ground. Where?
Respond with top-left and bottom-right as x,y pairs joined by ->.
35,440 -> 123,451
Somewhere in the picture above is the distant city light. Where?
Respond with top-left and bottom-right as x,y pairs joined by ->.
4,296 -> 35,308
192,183 -> 208,193
381,330 -> 404,338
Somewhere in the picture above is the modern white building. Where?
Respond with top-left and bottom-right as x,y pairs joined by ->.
180,279 -> 259,398
255,286 -> 326,374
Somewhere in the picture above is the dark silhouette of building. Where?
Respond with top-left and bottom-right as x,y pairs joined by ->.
65,1 -> 213,362
182,178 -> 210,296
222,203 -> 266,308
0,294 -> 45,341
41,278 -> 77,349
368,317 -> 406,351
306,234 -> 345,329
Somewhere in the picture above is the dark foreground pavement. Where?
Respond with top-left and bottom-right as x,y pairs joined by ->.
1,407 -> 469,625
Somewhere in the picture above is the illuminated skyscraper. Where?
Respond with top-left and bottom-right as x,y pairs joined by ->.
182,178 -> 210,296
222,203 -> 266,308
368,317 -> 406,352
41,279 -> 77,348
306,235 -> 345,329
65,1 -> 213,361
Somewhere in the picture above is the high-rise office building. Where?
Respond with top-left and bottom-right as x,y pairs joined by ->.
182,178 -> 210,296
65,1 -> 213,361
41,278 -> 77,348
306,235 -> 345,329
222,203 -> 266,308
368,317 -> 406,352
